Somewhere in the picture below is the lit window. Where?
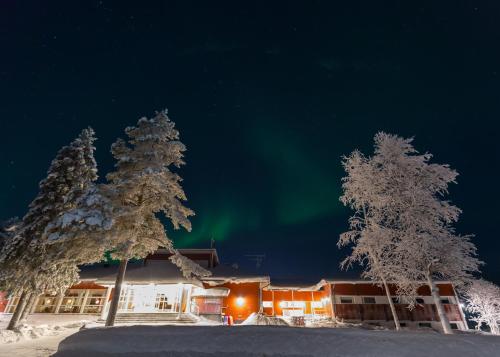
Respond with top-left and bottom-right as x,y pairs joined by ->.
321,297 -> 330,305
311,301 -> 323,308
262,301 -> 273,308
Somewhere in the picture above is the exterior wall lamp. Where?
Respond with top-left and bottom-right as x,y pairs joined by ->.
236,297 -> 245,306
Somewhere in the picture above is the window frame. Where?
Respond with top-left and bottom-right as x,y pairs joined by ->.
362,297 -> 376,304
339,296 -> 354,304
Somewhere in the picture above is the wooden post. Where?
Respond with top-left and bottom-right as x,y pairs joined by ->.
271,290 -> 275,316
258,283 -> 263,313
183,286 -> 191,314
331,284 -> 337,319
100,286 -> 113,320
311,291 -> 314,317
177,284 -> 184,319
4,294 -> 15,313
79,290 -> 91,314
54,293 -> 64,314
30,295 -> 40,314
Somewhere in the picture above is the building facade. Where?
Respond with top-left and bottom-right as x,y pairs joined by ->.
1,248 -> 467,330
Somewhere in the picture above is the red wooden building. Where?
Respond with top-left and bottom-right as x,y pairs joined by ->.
1,248 -> 467,330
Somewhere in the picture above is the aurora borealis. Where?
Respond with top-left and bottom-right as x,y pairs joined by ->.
1,1 -> 499,283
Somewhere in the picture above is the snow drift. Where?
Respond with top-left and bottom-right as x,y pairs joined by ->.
240,313 -> 288,326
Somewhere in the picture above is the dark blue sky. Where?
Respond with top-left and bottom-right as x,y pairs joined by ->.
1,1 -> 499,283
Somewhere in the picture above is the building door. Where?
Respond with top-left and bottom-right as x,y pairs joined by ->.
155,293 -> 169,311
154,285 -> 181,313
133,285 -> 156,313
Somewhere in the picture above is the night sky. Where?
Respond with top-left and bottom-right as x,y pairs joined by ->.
1,1 -> 499,284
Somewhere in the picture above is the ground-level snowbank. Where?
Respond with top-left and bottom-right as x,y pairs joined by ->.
241,312 -> 288,326
0,313 -> 99,330
0,328 -> 78,357
54,325 -> 500,357
0,314 -> 98,344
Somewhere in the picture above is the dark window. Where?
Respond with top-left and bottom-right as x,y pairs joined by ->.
440,298 -> 451,304
419,322 -> 432,328
362,297 -> 376,304
391,297 -> 399,304
450,323 -> 458,330
399,322 -> 407,327
415,298 -> 425,304
340,297 -> 353,304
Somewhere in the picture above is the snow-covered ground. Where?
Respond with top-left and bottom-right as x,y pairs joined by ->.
0,328 -> 78,357
0,314 -> 99,357
53,325 -> 500,357
0,314 -> 99,330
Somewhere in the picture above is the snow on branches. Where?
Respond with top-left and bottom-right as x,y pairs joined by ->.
105,110 -> 195,260
0,128 -> 100,297
464,279 -> 500,335
169,251 -> 211,279
339,132 -> 482,334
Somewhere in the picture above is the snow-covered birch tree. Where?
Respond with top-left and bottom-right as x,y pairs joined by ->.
339,148 -> 403,330
340,132 -> 482,334
372,133 -> 480,334
0,128 -> 101,330
464,279 -> 500,335
103,110 -> 204,327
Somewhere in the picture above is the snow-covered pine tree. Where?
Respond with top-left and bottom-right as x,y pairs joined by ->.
340,132 -> 482,334
339,148 -> 403,330
43,184 -> 114,265
464,279 -> 500,334
103,110 -> 197,326
0,218 -> 21,255
0,128 -> 99,330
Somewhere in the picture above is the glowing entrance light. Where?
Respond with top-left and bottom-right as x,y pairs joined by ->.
236,297 -> 245,306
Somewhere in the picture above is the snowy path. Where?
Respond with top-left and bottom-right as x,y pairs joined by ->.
53,325 -> 500,357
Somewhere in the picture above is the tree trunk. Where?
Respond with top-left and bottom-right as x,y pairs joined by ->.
426,271 -> 453,334
105,259 -> 128,327
7,291 -> 29,330
490,322 -> 500,335
20,293 -> 37,322
382,278 -> 401,331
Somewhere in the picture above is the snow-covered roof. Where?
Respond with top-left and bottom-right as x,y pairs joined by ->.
202,264 -> 270,285
191,287 -> 230,297
79,259 -> 203,287
265,278 -> 327,291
